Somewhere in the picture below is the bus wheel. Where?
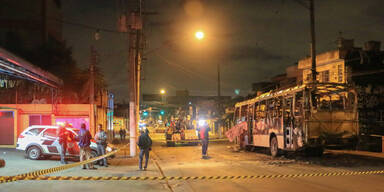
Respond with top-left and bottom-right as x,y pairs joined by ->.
270,136 -> 279,157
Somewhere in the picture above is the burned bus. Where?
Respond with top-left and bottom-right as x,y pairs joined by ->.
233,83 -> 359,156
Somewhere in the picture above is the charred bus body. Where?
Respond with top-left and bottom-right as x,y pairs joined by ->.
234,83 -> 359,156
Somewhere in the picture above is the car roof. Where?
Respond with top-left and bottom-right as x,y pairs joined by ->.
27,125 -> 58,129
25,125 -> 79,131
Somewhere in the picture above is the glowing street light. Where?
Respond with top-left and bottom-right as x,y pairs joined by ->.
160,89 -> 166,104
195,30 -> 204,40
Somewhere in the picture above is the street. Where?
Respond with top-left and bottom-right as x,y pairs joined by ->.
1,141 -> 384,192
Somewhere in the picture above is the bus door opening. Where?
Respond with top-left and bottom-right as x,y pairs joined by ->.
284,97 -> 294,149
248,104 -> 254,144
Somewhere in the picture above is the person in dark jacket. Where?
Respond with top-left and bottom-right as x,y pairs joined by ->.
95,124 -> 108,167
78,123 -> 96,170
137,129 -> 152,170
57,124 -> 68,164
122,129 -> 126,141
199,120 -> 210,159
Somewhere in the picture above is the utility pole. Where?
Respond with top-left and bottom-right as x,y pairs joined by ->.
89,46 -> 95,135
128,24 -> 137,157
217,62 -> 222,138
127,0 -> 143,157
309,0 -> 317,83
217,63 -> 221,99
293,0 -> 317,82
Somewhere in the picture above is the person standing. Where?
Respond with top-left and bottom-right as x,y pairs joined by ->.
137,129 -> 152,171
57,124 -> 68,164
122,129 -> 126,141
119,128 -> 124,141
95,124 -> 108,167
78,123 -> 96,170
199,120 -> 210,159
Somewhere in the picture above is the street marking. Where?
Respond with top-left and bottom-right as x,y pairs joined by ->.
0,149 -> 119,184
1,170 -> 384,182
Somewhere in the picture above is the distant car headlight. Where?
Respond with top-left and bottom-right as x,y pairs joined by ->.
198,119 -> 206,127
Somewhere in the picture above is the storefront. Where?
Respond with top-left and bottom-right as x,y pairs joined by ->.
0,104 -> 96,148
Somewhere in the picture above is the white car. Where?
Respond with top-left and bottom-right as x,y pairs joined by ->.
16,125 -> 112,160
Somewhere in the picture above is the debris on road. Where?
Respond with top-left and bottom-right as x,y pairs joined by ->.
0,158 -> 5,168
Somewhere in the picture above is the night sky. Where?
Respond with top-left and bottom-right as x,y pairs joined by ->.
62,0 -> 384,102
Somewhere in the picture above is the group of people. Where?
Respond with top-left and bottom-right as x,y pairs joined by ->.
57,123 -> 109,169
56,122 -> 154,171
56,121 -> 209,170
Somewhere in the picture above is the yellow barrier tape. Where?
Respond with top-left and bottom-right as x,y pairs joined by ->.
0,149 -> 119,184
1,170 -> 384,182
157,139 -> 229,143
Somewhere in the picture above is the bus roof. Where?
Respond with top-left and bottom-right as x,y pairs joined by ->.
235,83 -> 350,107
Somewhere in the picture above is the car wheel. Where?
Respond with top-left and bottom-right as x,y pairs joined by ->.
270,136 -> 279,157
27,146 -> 41,160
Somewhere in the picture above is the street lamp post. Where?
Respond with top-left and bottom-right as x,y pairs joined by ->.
195,30 -> 222,137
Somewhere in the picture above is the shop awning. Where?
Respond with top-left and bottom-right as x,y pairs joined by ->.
0,47 -> 63,88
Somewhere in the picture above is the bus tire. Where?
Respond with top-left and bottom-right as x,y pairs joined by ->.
270,136 -> 279,157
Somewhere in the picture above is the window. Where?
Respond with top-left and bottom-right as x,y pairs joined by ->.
321,70 -> 330,82
306,73 -> 312,82
42,129 -> 57,138
294,92 -> 304,117
29,115 -> 51,126
337,64 -> 343,82
240,105 -> 248,121
258,101 -> 266,118
234,107 -> 240,122
28,128 -> 44,136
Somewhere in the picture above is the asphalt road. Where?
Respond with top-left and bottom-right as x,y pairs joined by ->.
1,142 -> 384,192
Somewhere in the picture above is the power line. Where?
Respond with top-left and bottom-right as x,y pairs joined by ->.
2,2 -> 127,34
56,18 -> 125,33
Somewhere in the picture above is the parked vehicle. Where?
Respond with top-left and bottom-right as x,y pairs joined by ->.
16,125 -> 114,160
